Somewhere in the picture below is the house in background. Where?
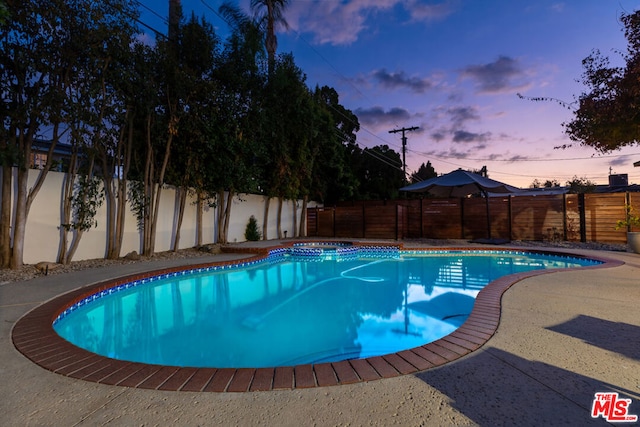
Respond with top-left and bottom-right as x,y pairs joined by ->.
30,139 -> 74,172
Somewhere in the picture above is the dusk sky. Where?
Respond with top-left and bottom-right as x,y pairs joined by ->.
141,1 -> 640,188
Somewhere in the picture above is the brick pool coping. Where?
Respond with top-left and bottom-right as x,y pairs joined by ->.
11,243 -> 622,393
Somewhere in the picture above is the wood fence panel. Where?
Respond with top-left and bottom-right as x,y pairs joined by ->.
564,194 -> 581,241
584,193 -> 626,243
462,198 -> 489,240
422,199 -> 462,238
488,197 -> 510,239
406,204 -> 421,238
316,208 -> 335,237
307,208 -> 318,236
310,192 -> 638,244
397,205 -> 408,240
511,195 -> 565,241
364,205 -> 397,239
335,206 -> 364,238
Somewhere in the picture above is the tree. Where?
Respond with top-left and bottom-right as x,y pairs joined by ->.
566,176 -> 596,194
259,53 -> 313,238
164,14 -> 219,251
209,12 -> 265,243
563,11 -> 640,152
0,0 -> 138,268
410,161 -> 437,183
355,145 -> 404,200
311,86 -> 360,205
250,0 -> 289,75
530,178 -> 561,188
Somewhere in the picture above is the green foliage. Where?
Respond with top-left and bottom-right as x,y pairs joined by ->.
0,1 -> 8,25
530,178 -> 561,188
61,176 -> 104,232
354,145 -> 405,200
127,180 -> 147,232
565,176 -> 596,194
244,215 -> 262,241
563,10 -> 640,152
410,161 -> 437,183
616,204 -> 640,230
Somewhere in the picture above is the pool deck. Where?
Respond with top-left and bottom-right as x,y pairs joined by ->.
2,240 -> 639,426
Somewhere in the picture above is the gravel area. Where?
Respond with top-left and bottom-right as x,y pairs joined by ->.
0,240 -> 628,285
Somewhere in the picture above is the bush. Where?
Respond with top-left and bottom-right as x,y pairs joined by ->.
244,215 -> 262,241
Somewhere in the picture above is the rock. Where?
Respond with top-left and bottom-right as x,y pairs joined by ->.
34,262 -> 61,274
196,244 -> 221,254
124,251 -> 140,261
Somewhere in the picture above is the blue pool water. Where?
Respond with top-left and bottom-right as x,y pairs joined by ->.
53,247 -> 600,368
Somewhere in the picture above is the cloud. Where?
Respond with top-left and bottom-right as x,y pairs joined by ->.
452,130 -> 491,143
460,56 -> 529,94
446,106 -> 480,127
609,156 -> 631,167
286,0 -> 456,46
409,0 -> 458,22
371,69 -> 433,93
355,105 -> 412,127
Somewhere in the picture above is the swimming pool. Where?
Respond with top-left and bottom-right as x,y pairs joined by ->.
52,244 -> 601,369
13,242 -> 617,392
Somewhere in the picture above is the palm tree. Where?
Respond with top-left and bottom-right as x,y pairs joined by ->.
250,0 -> 289,74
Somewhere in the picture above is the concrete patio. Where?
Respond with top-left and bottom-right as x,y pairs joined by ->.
1,242 -> 639,426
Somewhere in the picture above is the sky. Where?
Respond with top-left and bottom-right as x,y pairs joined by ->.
140,0 -> 640,188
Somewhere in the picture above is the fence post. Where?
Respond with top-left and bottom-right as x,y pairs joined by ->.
460,197 -> 465,239
395,205 -> 399,240
578,193 -> 586,242
562,194 -> 567,241
508,195 -> 513,241
420,198 -> 424,238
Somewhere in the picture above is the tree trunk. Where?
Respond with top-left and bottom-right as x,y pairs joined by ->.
111,114 -> 133,259
195,191 -> 203,247
276,197 -> 283,239
1,166 -> 12,268
147,130 -> 174,256
11,125 -> 58,268
64,229 -> 84,265
299,194 -> 308,237
102,173 -> 116,258
262,196 -> 270,240
223,189 -> 234,243
57,150 -> 78,264
172,186 -> 187,251
292,199 -> 298,238
142,113 -> 154,256
10,166 -> 28,268
217,189 -> 226,243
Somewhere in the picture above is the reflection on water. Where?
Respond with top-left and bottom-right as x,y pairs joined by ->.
54,252 -> 597,368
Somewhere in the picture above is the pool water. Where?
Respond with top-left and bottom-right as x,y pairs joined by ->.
53,249 -> 599,368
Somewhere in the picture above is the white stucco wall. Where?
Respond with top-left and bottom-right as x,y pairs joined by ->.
3,168 -> 317,264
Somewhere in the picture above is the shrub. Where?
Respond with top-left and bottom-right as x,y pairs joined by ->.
245,215 -> 262,241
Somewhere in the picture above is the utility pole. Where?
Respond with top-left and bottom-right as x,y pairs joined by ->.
169,0 -> 181,43
389,126 -> 419,181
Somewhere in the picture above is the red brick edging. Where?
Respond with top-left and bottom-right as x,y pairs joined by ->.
11,244 -> 622,392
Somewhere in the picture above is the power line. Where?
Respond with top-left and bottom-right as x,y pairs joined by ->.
136,0 -> 168,25
389,126 -> 419,180
407,147 -> 640,163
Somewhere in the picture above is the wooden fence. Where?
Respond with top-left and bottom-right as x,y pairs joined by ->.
306,192 -> 640,243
